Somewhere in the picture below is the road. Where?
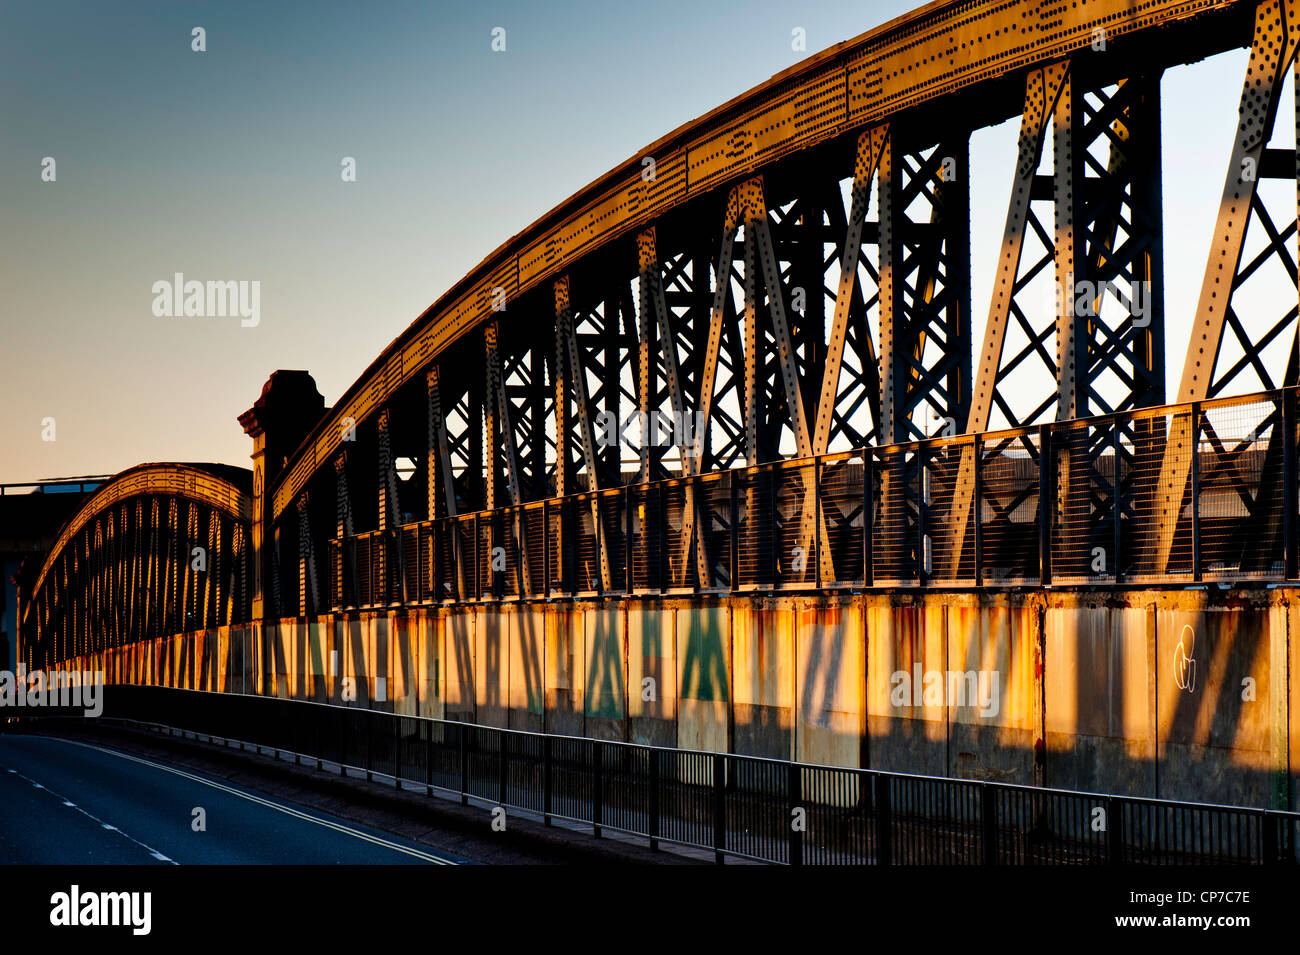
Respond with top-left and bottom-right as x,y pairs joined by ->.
0,734 -> 471,864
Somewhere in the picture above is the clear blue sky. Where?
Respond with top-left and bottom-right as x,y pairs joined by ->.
0,0 -> 1276,481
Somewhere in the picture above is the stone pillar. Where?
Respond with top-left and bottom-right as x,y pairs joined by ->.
239,371 -> 326,624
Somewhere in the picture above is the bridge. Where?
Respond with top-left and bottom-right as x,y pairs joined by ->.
12,0 -> 1300,855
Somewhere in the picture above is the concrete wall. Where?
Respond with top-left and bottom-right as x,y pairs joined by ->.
58,586 -> 1300,809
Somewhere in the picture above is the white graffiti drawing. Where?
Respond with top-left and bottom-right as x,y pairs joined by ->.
1173,624 -> 1197,694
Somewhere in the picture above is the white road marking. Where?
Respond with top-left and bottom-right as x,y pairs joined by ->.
56,738 -> 458,865
3,764 -> 177,865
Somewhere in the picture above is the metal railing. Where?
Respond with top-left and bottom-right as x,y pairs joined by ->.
0,475 -> 111,496
96,685 -> 1300,865
328,388 -> 1300,608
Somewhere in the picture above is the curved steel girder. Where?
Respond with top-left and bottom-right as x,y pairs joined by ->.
25,463 -> 252,618
270,0 -> 1251,521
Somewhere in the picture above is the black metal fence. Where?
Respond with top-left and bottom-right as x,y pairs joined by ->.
328,388 -> 1300,609
98,685 -> 1300,865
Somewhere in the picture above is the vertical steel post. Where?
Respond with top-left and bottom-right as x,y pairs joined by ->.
542,500 -> 551,597
1106,795 -> 1122,864
1285,391 -> 1297,579
729,479 -> 739,593
814,462 -> 823,589
394,716 -> 402,788
1191,403 -> 1202,582
648,748 -> 660,850
543,734 -> 553,827
788,762 -> 803,866
425,722 -> 434,793
459,723 -> 469,805
713,752 -> 726,864
981,783 -> 997,865
625,488 -> 634,593
366,712 -> 374,782
874,773 -> 891,865
1112,417 -> 1123,583
972,436 -> 983,584
1039,424 -> 1053,585
593,741 -> 603,838
864,453 -> 873,587
498,731 -> 508,807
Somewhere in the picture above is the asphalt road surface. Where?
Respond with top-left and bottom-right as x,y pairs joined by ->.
0,735 -> 470,865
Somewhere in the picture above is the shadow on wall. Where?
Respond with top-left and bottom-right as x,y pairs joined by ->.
54,589 -> 1299,810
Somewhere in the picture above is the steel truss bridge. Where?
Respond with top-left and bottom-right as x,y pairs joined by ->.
18,0 -> 1300,666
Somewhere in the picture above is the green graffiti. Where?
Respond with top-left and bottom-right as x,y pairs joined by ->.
639,611 -> 660,658
585,612 -> 626,719
681,610 -> 729,702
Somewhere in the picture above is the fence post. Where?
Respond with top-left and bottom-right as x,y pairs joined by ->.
393,716 -> 402,788
543,734 -> 552,827
366,712 -> 374,782
788,762 -> 803,866
593,741 -> 603,838
875,774 -> 892,865
1263,810 -> 1280,865
648,748 -> 660,850
498,730 -> 508,807
425,722 -> 434,794
1106,795 -> 1122,865
459,723 -> 469,805
713,753 -> 726,864
981,783 -> 997,865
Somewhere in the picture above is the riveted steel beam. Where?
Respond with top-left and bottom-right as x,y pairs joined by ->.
1151,0 -> 1300,574
555,275 -> 612,588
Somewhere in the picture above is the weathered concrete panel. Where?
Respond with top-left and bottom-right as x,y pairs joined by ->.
796,604 -> 862,769
1045,605 -> 1153,795
627,605 -> 675,747
676,606 -> 730,754
1290,602 -> 1300,810
546,606 -> 584,736
584,607 -> 626,740
475,608 -> 508,728
418,610 -> 443,720
391,613 -> 416,715
445,610 -> 475,722
948,600 -> 1035,784
867,603 -> 947,777
303,618 -> 328,701
510,607 -> 545,733
733,604 -> 793,761
340,615 -> 369,705
1157,607 -> 1272,806
215,629 -> 229,692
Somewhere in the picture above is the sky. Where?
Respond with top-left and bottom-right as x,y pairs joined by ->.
0,0 -> 1286,483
